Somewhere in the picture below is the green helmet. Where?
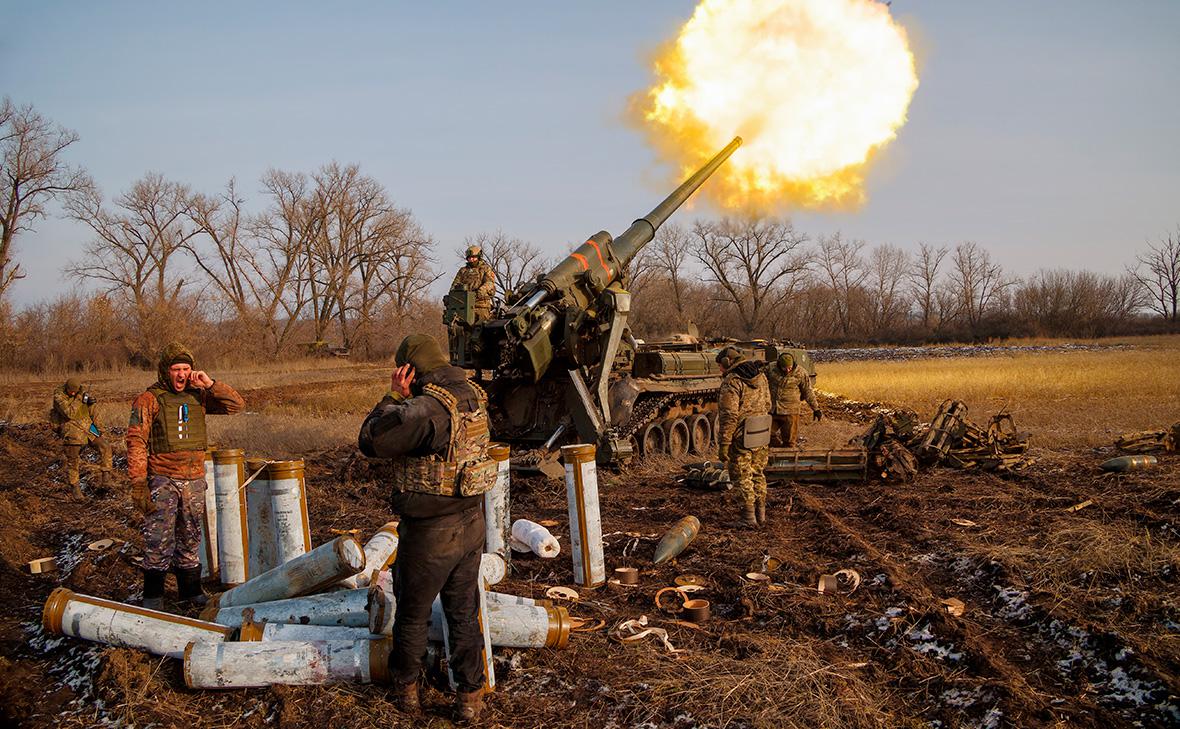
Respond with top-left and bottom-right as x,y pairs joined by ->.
465,245 -> 482,259
715,346 -> 742,370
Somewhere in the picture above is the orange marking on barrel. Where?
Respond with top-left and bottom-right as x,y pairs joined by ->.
569,253 -> 590,271
585,239 -> 612,278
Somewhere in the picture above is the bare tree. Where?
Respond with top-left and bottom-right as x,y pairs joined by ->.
947,241 -> 1012,336
866,243 -> 911,336
462,231 -> 547,303
692,216 -> 809,337
648,223 -> 693,325
908,243 -> 948,332
813,232 -> 867,337
1129,228 -> 1180,322
64,174 -> 198,357
0,98 -> 90,299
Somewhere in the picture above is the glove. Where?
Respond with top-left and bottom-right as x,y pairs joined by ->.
813,409 -> 823,422
82,393 -> 96,405
717,442 -> 730,463
132,479 -> 150,515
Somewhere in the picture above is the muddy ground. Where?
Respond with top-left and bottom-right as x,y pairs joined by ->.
1,407 -> 1177,728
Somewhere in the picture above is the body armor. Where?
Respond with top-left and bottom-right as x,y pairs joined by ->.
393,383 -> 496,497
147,386 -> 208,454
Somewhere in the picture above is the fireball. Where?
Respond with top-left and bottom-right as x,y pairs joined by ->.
635,0 -> 919,209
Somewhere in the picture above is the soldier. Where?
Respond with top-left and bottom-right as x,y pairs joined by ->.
127,343 -> 243,611
448,245 -> 496,323
715,347 -> 772,528
50,377 -> 113,501
358,334 -> 495,723
766,352 -> 822,447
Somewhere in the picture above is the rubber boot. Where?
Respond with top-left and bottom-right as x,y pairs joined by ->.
455,689 -> 484,724
742,503 -> 758,529
756,498 -> 767,526
175,567 -> 208,607
142,569 -> 167,611
392,681 -> 421,715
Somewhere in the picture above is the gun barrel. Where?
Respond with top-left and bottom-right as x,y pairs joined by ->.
611,136 -> 742,267
529,136 -> 741,306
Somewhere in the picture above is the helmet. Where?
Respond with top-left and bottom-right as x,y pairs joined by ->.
465,245 -> 482,259
65,377 -> 82,394
715,346 -> 742,370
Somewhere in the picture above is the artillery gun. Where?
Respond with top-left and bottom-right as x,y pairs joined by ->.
446,137 -> 813,467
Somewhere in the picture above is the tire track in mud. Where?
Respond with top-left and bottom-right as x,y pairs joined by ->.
795,475 -> 1180,727
792,485 -> 1079,726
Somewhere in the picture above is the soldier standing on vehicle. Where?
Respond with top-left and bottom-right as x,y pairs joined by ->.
448,245 -> 496,323
126,343 -> 243,611
715,347 -> 772,528
358,333 -> 495,723
51,377 -> 113,501
766,353 -> 822,447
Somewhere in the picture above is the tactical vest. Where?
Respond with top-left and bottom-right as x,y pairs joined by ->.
147,385 -> 208,454
392,382 -> 497,497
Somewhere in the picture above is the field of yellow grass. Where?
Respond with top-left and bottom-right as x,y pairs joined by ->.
4,335 -> 1177,455
818,335 -> 1180,449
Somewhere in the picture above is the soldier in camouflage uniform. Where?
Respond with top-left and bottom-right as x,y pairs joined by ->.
51,377 -> 113,501
715,347 -> 772,528
359,334 -> 495,723
448,245 -> 496,323
766,353 -> 822,447
127,343 -> 243,611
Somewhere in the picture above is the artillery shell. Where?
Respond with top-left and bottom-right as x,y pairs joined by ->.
213,536 -> 365,609
184,638 -> 392,688
653,516 -> 701,565
1100,455 -> 1158,472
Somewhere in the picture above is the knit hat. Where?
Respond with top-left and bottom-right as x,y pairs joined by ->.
394,334 -> 450,374
157,342 -> 195,386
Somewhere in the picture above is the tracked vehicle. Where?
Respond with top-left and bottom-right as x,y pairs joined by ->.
445,137 -> 813,466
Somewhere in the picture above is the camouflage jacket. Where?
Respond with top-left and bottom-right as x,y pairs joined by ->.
126,380 -> 244,481
51,387 -> 93,445
449,262 -> 495,308
716,361 -> 770,449
766,364 -> 818,415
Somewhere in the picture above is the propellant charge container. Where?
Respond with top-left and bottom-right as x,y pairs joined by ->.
511,519 -> 561,558
257,623 -> 383,642
213,536 -> 365,609
340,522 -> 399,589
485,591 -> 551,608
245,458 -> 277,576
1100,454 -> 1159,472
562,444 -> 606,587
184,638 -> 392,688
43,587 -> 233,659
428,597 -> 570,649
485,443 -> 512,570
203,586 -> 382,631
653,515 -> 701,565
266,459 -> 312,565
199,449 -> 219,579
212,448 -> 249,584
480,552 -> 507,587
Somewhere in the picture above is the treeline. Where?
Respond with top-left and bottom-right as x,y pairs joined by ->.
1,98 -> 1178,372
625,220 -> 1179,345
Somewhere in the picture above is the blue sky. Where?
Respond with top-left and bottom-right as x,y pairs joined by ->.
3,1 -> 1178,307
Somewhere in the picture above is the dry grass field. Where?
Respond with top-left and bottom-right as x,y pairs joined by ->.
818,335 -> 1180,448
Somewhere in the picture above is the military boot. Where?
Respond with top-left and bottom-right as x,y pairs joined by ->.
454,689 -> 484,724
392,681 -> 421,715
756,498 -> 767,526
142,569 -> 167,611
742,503 -> 758,529
175,567 -> 208,608
71,483 -> 86,502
